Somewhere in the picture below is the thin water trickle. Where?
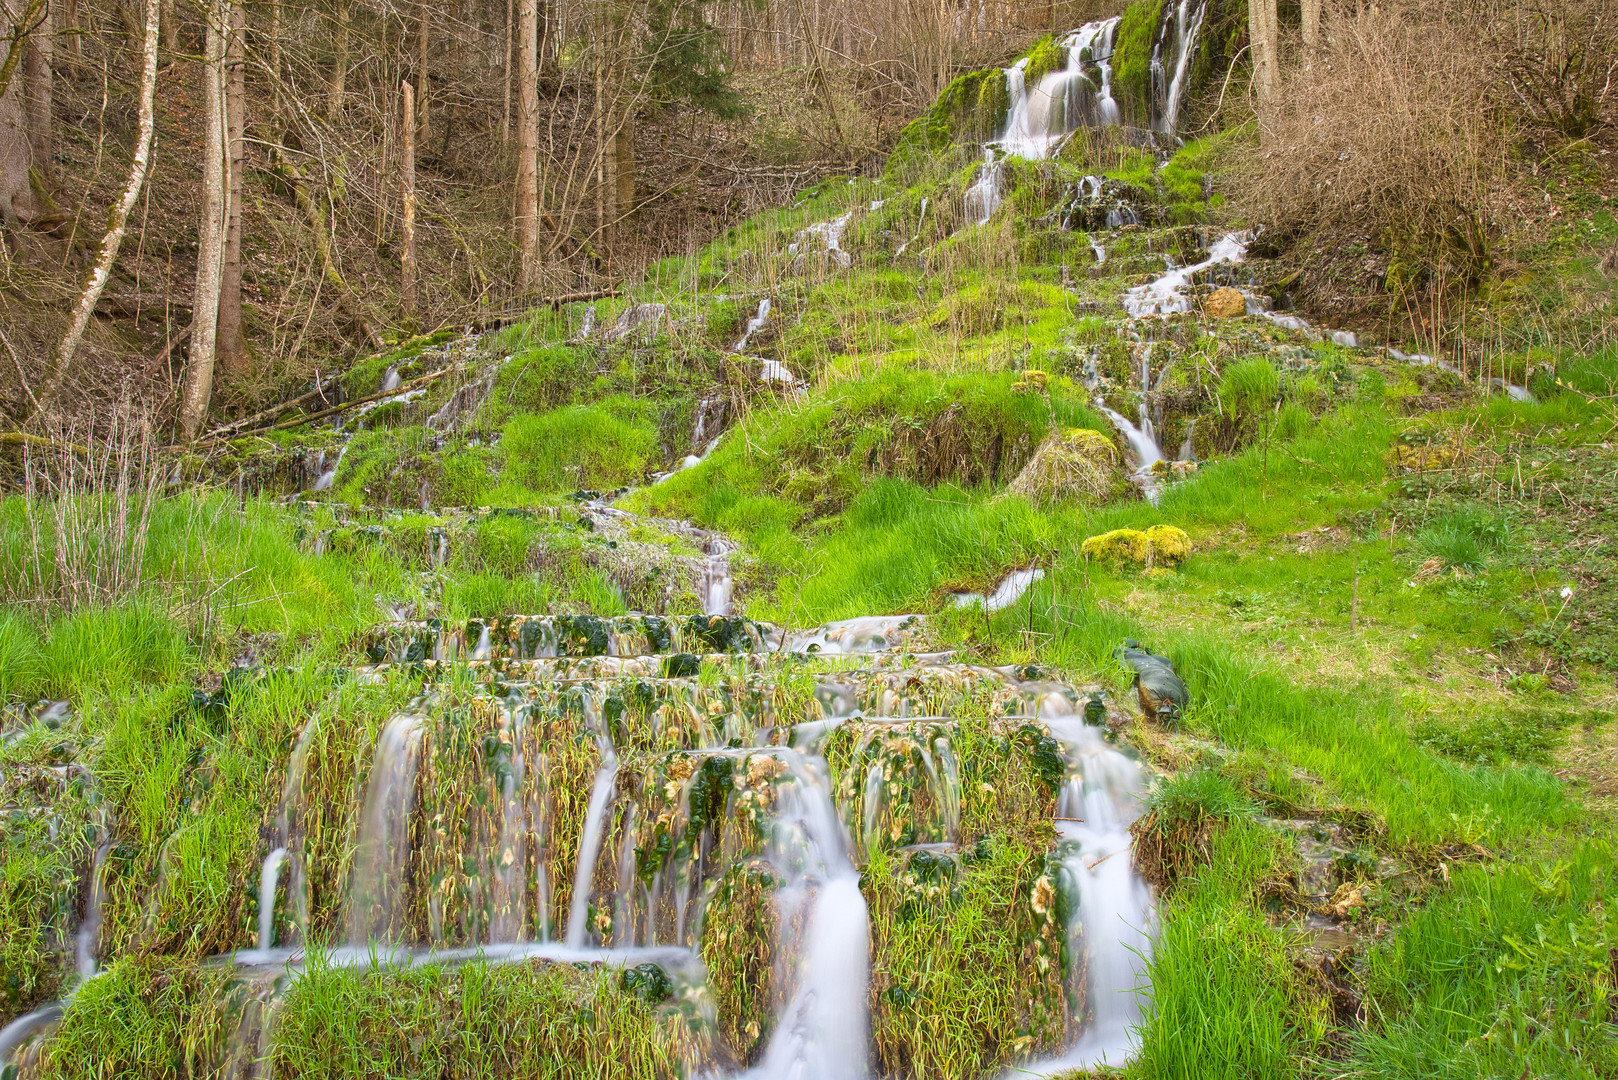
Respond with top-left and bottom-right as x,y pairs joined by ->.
965,147 -> 1004,225
75,833 -> 113,980
735,297 -> 773,352
346,712 -> 427,945
565,746 -> 620,949
258,848 -> 287,950
952,567 -> 1045,612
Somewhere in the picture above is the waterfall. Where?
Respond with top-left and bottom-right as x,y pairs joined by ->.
565,744 -> 620,949
1156,0 -> 1210,135
0,1006 -> 63,1068
380,365 -> 402,393
702,535 -> 737,617
346,712 -> 427,946
311,442 -> 348,492
74,832 -> 113,980
747,752 -> 870,1080
1178,418 -> 1197,462
1019,715 -> 1154,1076
1123,232 -> 1249,316
1000,19 -> 1123,160
258,848 -> 287,950
964,148 -> 1004,225
735,298 -> 773,352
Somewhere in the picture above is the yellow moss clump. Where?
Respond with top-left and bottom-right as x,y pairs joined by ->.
1007,428 -> 1120,506
1081,528 -> 1153,565
1145,524 -> 1193,565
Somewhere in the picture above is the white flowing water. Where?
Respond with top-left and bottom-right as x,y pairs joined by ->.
952,567 -> 1046,612
346,712 -> 427,945
735,297 -> 773,352
965,147 -> 1004,225
747,752 -> 870,1080
74,833 -> 113,980
792,212 -> 854,268
258,848 -> 287,950
1155,0 -> 1209,135
565,746 -> 621,949
1000,18 -> 1123,160
702,535 -> 737,617
1017,714 -> 1154,1076
1097,404 -> 1167,505
380,365 -> 402,393
1123,232 -> 1249,316
0,1006 -> 63,1067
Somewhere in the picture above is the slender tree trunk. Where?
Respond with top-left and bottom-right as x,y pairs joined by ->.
158,0 -> 174,54
61,0 -> 77,69
215,0 -> 245,377
500,0 -> 511,146
514,0 -> 538,283
31,0 -> 159,418
266,0 -> 279,126
400,79 -> 416,328
1301,0 -> 1320,65
1250,0 -> 1278,117
21,0 -> 49,182
178,0 -> 229,442
415,0 -> 428,143
613,106 -> 633,226
325,0 -> 347,119
593,42 -> 610,261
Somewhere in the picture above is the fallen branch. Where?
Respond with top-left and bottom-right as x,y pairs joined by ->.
203,376 -> 340,439
185,363 -> 457,448
0,431 -> 90,455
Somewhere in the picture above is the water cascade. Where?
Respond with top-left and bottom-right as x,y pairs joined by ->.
1153,0 -> 1210,135
1023,711 -> 1154,1074
346,712 -> 427,946
1000,19 -> 1123,160
565,743 -> 621,949
965,148 -> 1005,225
747,753 -> 870,1079
1123,232 -> 1249,316
952,567 -> 1046,612
734,297 -> 772,352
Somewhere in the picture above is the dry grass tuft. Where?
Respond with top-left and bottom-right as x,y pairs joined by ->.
1006,427 -> 1119,506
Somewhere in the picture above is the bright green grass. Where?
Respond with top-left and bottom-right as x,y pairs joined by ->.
1337,844 -> 1618,1079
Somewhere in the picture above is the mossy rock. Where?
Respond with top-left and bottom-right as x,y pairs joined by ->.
1081,528 -> 1153,566
1145,524 -> 1193,565
1007,428 -> 1122,506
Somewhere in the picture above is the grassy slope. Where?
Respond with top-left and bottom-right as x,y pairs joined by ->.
4,17 -> 1618,1078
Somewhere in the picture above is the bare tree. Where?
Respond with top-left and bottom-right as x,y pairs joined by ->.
326,0 -> 348,119
400,78 -> 416,327
32,0 -> 160,417
216,0 -> 246,377
21,0 -> 48,182
177,0 -> 230,441
415,0 -> 428,143
515,0 -> 539,283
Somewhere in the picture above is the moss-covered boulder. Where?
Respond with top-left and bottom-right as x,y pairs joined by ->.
1145,524 -> 1193,565
1081,528 -> 1153,566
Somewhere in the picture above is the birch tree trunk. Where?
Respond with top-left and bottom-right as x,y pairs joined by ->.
215,0 -> 245,377
32,0 -> 159,418
400,79 -> 416,327
514,0 -> 538,284
177,0 -> 229,442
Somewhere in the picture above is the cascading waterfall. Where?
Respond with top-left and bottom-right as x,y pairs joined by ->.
735,298 -> 772,352
1000,18 -> 1123,161
74,827 -> 113,980
1123,232 -> 1249,316
346,712 -> 427,946
747,752 -> 870,1080
1020,711 -> 1154,1075
565,741 -> 621,949
1154,0 -> 1210,135
702,535 -> 737,617
965,148 -> 1004,226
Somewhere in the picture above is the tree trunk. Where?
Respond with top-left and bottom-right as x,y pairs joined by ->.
266,0 -> 280,126
178,0 -> 229,442
215,0 -> 245,378
400,79 -> 416,328
593,44 -> 610,260
1250,0 -> 1278,115
499,0 -> 511,146
30,0 -> 158,418
514,0 -> 538,284
61,0 -> 77,68
613,106 -> 633,227
1301,0 -> 1319,65
158,0 -> 174,54
415,0 -> 428,143
325,0 -> 347,120
21,0 -> 49,182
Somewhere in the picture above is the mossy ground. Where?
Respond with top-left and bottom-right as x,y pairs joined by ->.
4,20 -> 1618,1077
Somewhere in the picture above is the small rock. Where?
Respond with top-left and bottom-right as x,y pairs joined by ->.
1203,287 -> 1246,319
